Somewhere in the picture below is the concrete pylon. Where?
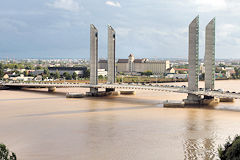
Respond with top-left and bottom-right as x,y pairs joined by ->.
90,24 -> 98,94
188,16 -> 199,92
107,25 -> 116,84
185,16 -> 201,104
205,18 -> 215,90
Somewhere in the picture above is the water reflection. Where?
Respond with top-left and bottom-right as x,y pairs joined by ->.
183,109 -> 216,159
82,100 -> 118,160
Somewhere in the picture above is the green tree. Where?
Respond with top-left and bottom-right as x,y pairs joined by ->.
63,72 -> 72,80
0,143 -> 17,160
43,68 -> 50,78
72,72 -> 78,80
54,70 -> 60,79
14,70 -> 20,75
23,71 -> 28,76
25,65 -> 34,70
142,70 -> 153,76
219,63 -> 226,67
98,75 -> 103,79
174,64 -> 188,69
219,135 -> 240,160
28,72 -> 34,77
35,66 -> 43,70
83,69 -> 90,78
14,64 -> 18,69
178,70 -> 185,74
199,73 -> 205,81
0,63 -> 4,79
221,70 -> 226,74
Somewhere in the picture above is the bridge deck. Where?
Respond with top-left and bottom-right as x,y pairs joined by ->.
2,82 -> 240,99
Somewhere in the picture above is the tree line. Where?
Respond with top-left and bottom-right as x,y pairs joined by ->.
0,63 -> 90,80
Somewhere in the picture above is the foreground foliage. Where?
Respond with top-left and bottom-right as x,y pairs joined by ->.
218,135 -> 240,160
0,144 -> 17,160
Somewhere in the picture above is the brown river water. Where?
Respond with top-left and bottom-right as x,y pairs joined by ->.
1,80 -> 240,160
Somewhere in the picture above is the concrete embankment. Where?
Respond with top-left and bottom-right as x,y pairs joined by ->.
86,91 -> 120,97
164,98 -> 220,108
163,101 -> 184,108
66,91 -> 121,98
66,93 -> 85,98
220,97 -> 235,102
120,91 -> 136,95
201,98 -> 220,106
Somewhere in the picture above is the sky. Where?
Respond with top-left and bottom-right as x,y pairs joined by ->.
0,0 -> 240,59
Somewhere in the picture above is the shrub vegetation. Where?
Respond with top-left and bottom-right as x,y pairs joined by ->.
0,143 -> 17,160
218,135 -> 240,160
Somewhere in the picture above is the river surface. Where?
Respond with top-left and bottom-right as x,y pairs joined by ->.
1,80 -> 240,159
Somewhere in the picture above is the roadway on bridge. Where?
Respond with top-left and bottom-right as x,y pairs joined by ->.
2,82 -> 240,99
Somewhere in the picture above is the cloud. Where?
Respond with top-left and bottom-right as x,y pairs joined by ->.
47,0 -> 81,12
105,1 -> 121,8
217,24 -> 240,41
116,27 -> 131,37
195,0 -> 227,12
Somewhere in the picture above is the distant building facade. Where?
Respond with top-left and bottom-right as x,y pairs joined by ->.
98,60 -> 108,71
116,54 -> 170,75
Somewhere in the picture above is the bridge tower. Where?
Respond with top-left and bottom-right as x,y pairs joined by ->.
205,18 -> 216,91
185,16 -> 202,104
106,25 -> 116,92
107,25 -> 116,84
90,24 -> 98,94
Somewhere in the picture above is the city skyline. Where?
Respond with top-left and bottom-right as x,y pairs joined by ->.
1,0 -> 240,59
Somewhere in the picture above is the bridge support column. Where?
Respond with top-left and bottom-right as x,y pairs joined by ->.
48,87 -> 56,92
185,16 -> 200,105
90,24 -> 98,95
188,16 -> 199,92
205,18 -> 215,90
107,25 -> 116,84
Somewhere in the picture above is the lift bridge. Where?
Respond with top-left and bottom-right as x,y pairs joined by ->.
1,17 -> 239,103
2,82 -> 240,99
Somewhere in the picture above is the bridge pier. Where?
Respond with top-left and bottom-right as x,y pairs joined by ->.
86,88 -> 98,96
88,87 -> 98,96
48,87 -> 56,92
184,94 -> 220,106
184,94 -> 202,105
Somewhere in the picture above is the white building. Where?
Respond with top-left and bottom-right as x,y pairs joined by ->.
117,54 -> 170,75
9,74 -> 34,81
98,69 -> 108,77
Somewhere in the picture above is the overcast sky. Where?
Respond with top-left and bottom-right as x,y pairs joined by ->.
0,0 -> 240,59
